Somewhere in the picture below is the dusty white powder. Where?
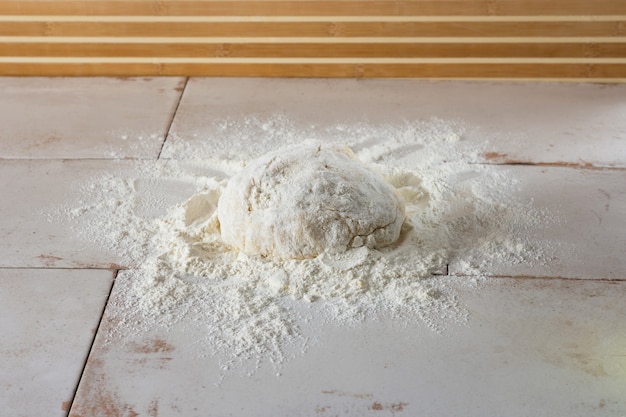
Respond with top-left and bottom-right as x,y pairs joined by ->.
53,116 -> 554,380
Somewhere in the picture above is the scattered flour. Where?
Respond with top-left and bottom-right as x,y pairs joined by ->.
53,116 -> 555,380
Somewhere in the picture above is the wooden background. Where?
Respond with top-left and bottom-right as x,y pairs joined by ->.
0,0 -> 625,80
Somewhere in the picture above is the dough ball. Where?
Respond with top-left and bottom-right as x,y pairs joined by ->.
217,145 -> 405,260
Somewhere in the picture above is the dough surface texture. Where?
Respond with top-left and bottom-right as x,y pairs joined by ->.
217,145 -> 405,260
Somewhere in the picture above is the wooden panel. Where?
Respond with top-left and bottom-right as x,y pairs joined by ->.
1,1 -> 625,17
3,41 -> 626,59
2,20 -> 625,38
0,0 -> 625,79
3,61 -> 625,79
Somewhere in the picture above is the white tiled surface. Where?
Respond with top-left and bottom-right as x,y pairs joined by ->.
0,159 -> 199,269
2,159 -> 624,278
71,275 -> 626,417
0,160 -> 122,268
0,77 -> 185,159
0,159 -> 208,269
163,79 -> 626,167
0,269 -> 113,417
449,166 -> 626,279
1,78 -> 625,417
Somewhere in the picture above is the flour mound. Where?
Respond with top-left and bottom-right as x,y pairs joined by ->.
217,145 -> 406,260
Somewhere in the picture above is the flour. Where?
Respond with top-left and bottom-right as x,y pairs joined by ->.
55,116 -> 554,380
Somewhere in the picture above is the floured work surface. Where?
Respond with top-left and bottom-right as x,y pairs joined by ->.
48,113 -> 626,416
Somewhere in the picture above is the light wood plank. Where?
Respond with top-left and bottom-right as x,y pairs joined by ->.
1,0 -> 625,17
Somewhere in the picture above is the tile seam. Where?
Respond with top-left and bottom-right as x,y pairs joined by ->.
0,266 -> 128,270
65,269 -> 118,417
158,76 -> 189,160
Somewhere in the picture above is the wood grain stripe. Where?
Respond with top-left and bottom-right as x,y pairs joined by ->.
2,15 -> 626,22
3,36 -> 625,44
1,1 -> 625,17
1,62 -> 625,79
2,42 -> 625,59
2,57 -> 625,64
2,20 -> 625,38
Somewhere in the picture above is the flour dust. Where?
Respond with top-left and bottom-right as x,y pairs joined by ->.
53,116 -> 554,380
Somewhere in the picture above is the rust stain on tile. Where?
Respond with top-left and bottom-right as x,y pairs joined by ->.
2,341 -> 45,358
69,338 -> 135,417
543,160 -> 596,169
127,355 -> 173,370
127,339 -> 175,369
46,135 -> 61,143
174,79 -> 187,92
315,405 -> 331,414
148,399 -> 159,417
29,134 -> 63,149
61,400 -> 71,412
566,352 -> 609,377
66,261 -> 128,270
85,355 -> 105,369
392,402 -> 407,412
322,389 -> 372,399
132,338 -> 176,354
36,254 -> 63,267
371,402 -> 384,411
369,401 -> 408,413
480,153 -> 621,170
482,151 -> 509,161
70,380 -> 139,417
70,346 -> 139,416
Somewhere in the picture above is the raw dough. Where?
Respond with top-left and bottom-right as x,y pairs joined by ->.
217,144 -> 405,260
